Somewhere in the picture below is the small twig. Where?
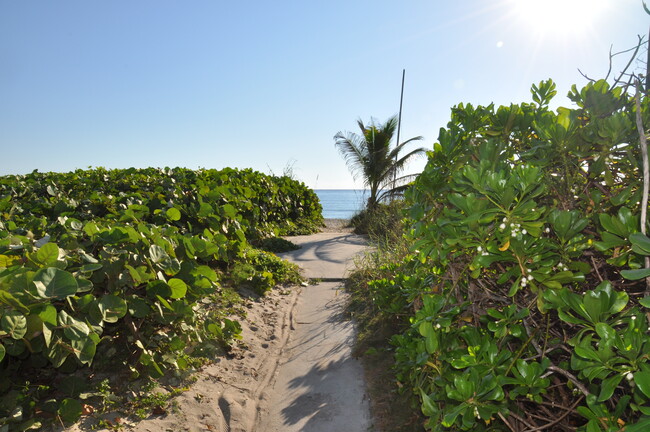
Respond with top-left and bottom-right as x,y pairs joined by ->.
613,36 -> 644,88
523,319 -> 543,356
590,256 -> 604,282
541,313 -> 550,359
635,82 -> 650,293
498,412 -> 517,432
508,410 -> 537,430
547,365 -> 591,397
523,396 -> 584,432
523,344 -> 566,361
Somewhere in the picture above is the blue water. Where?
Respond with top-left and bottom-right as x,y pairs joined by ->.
315,189 -> 367,219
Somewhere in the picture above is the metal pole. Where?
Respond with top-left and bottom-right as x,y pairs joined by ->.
393,69 -> 405,194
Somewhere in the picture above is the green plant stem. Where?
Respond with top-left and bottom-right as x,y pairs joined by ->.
504,326 -> 538,376
541,314 -> 550,360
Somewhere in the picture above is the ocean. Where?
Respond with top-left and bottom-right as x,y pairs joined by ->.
315,189 -> 368,219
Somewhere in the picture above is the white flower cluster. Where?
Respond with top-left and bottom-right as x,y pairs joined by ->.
499,218 -> 527,236
557,262 -> 569,271
520,269 -> 534,287
476,245 -> 489,256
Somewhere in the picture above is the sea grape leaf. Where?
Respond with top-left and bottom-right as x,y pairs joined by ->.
92,295 -> 127,323
149,245 -> 169,264
127,296 -> 151,318
32,268 -> 78,300
0,289 -> 30,314
57,376 -> 87,397
46,337 -> 71,367
1,310 -> 27,339
168,278 -> 187,299
58,398 -> 83,424
36,304 -> 57,326
69,333 -> 98,364
58,310 -> 90,341
29,243 -> 60,267
166,207 -> 181,221
76,278 -> 93,293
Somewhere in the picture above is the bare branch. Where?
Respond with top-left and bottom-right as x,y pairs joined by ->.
547,365 -> 591,397
635,82 -> 650,292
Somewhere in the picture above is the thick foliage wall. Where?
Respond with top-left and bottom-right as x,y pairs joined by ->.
0,167 -> 321,429
375,80 -> 650,431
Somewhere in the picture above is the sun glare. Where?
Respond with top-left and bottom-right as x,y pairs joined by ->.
510,0 -> 608,37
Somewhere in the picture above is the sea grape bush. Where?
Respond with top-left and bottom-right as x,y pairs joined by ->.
372,79 -> 650,430
0,167 -> 320,429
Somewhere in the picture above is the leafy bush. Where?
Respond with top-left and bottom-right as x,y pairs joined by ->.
351,200 -> 407,242
365,79 -> 650,431
0,166 -> 319,429
231,247 -> 303,295
256,236 -> 301,253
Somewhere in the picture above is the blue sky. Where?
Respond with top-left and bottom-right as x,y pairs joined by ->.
1,1 -> 648,189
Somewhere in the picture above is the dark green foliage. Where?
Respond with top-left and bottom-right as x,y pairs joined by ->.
231,247 -> 303,295
350,200 -> 407,245
0,166 -> 320,430
256,237 -> 301,253
362,79 -> 650,431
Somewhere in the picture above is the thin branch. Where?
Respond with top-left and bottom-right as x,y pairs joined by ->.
498,412 -> 517,432
522,396 -> 584,432
591,256 -> 604,282
635,82 -> 650,293
547,365 -> 591,397
507,411 -> 537,430
613,36 -> 643,88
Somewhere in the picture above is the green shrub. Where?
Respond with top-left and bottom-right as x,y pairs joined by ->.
364,79 -> 650,431
256,236 -> 301,253
231,247 -> 303,295
0,166 -> 317,429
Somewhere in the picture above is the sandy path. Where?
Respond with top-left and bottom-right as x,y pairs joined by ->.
256,229 -> 371,431
68,223 -> 371,432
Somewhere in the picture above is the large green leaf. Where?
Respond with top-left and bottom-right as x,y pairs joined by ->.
58,398 -> 83,424
597,374 -> 623,401
29,243 -> 60,267
37,304 -> 58,326
1,310 -> 27,339
149,245 -> 169,264
91,295 -> 127,323
630,232 -> 650,255
69,333 -> 99,365
635,371 -> 650,399
32,268 -> 78,300
621,268 -> 650,280
0,343 -> 5,362
127,296 -> 151,318
168,278 -> 187,299
0,289 -> 29,314
166,207 -> 181,221
58,310 -> 90,341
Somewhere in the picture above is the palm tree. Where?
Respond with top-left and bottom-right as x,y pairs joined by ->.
334,115 -> 426,208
